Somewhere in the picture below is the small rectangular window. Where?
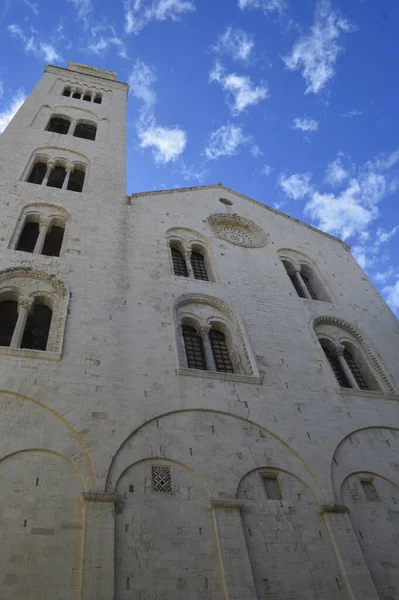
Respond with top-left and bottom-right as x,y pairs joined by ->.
361,480 -> 379,502
151,465 -> 172,493
263,477 -> 281,500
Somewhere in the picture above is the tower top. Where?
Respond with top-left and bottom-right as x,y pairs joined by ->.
67,62 -> 117,81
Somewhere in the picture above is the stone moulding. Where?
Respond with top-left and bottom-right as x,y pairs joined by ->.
207,213 -> 268,248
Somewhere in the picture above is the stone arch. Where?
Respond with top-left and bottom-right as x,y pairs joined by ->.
9,202 -> 69,254
278,247 -> 332,302
166,227 -> 217,281
313,316 -> 396,394
172,293 -> 260,379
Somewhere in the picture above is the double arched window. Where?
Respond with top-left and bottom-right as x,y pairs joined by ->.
0,268 -> 69,358
173,294 -> 261,382
10,204 -> 68,257
167,229 -> 215,282
46,115 -> 97,141
279,251 -> 331,302
62,86 -> 102,104
314,317 -> 395,394
26,155 -> 86,192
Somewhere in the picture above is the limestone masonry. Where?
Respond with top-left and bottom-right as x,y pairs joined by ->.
0,62 -> 398,600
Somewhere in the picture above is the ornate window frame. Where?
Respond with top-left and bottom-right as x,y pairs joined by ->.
313,316 -> 396,395
22,146 -> 89,193
166,228 -> 217,282
207,213 -> 268,248
278,249 -> 333,302
0,267 -> 69,360
9,203 -> 69,257
172,293 -> 261,384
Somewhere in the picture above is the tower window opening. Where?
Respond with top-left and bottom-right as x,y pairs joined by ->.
21,303 -> 52,351
72,91 -> 82,100
47,165 -> 66,189
73,122 -> 97,141
27,161 -> 47,185
62,87 -> 71,97
191,251 -> 209,281
67,167 -> 85,192
0,300 -> 18,347
93,93 -> 102,104
16,221 -> 39,253
41,224 -> 65,257
82,93 -> 92,102
46,117 -> 70,135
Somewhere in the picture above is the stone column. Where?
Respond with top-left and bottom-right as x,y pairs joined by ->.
33,218 -> 50,254
295,268 -> 312,299
80,492 -> 117,600
62,166 -> 72,190
200,325 -> 217,371
10,298 -> 33,348
184,247 -> 194,278
42,161 -> 54,186
334,346 -> 359,389
318,504 -> 379,600
208,499 -> 258,600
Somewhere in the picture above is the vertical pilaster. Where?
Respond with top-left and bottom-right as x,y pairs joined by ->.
295,268 -> 312,299
200,325 -> 217,371
10,298 -> 33,348
208,499 -> 257,600
33,218 -> 50,254
335,346 -> 360,389
81,493 -> 117,600
318,505 -> 379,600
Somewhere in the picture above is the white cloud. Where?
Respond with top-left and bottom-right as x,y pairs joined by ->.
374,267 -> 394,284
180,162 -> 207,182
261,164 -> 273,176
383,279 -> 399,313
250,145 -> 263,158
214,26 -> 254,64
283,0 -> 355,94
67,0 -> 92,27
88,35 -> 127,58
205,124 -> 249,160
324,154 -> 349,186
8,24 -> 61,62
342,109 -> 362,118
279,172 -> 313,200
352,246 -> 370,270
376,226 -> 398,244
128,59 -> 187,165
292,117 -> 319,132
124,0 -> 195,34
23,0 -> 39,14
0,90 -> 26,134
210,62 -> 268,115
238,0 -> 285,15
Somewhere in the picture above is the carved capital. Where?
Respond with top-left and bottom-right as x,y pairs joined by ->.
333,344 -> 345,358
18,298 -> 33,313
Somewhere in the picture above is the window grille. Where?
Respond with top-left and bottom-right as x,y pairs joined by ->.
344,349 -> 369,390
171,247 -> 188,277
361,480 -> 379,501
182,325 -> 206,370
301,272 -> 317,300
321,345 -> 350,388
190,251 -> 209,281
263,477 -> 281,500
209,329 -> 234,373
151,465 -> 172,493
288,272 -> 306,298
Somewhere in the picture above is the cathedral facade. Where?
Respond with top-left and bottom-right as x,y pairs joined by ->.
0,62 -> 398,600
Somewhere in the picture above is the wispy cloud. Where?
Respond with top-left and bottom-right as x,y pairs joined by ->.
383,279 -> 399,313
180,162 -> 207,183
292,117 -> 319,132
67,0 -> 92,28
238,0 -> 285,15
87,28 -> 128,58
8,24 -> 61,62
129,59 -> 187,165
341,109 -> 362,118
124,0 -> 195,34
324,153 -> 349,186
210,62 -> 268,115
278,172 -> 313,200
283,0 -> 355,94
261,164 -> 274,176
214,26 -> 254,64
0,90 -> 26,134
205,123 -> 250,160
23,0 -> 39,14
250,145 -> 263,158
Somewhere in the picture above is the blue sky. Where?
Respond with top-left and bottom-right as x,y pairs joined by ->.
1,0 -> 399,313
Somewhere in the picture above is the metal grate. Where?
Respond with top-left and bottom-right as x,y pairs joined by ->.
344,349 -> 369,390
301,272 -> 317,300
182,325 -> 206,370
191,251 -> 209,281
151,465 -> 172,493
288,272 -> 306,298
264,477 -> 281,500
361,480 -> 379,501
322,345 -> 350,388
209,329 -> 234,373
171,247 -> 188,277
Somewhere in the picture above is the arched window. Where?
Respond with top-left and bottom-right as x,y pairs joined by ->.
171,247 -> 188,277
0,300 -> 18,347
300,268 -> 317,300
67,166 -> 85,192
73,122 -> 97,141
282,261 -> 305,297
72,90 -> 82,99
62,87 -> 71,97
191,251 -> 209,281
47,165 -> 66,188
27,161 -> 47,185
82,92 -> 92,102
279,251 -> 331,302
16,220 -> 40,253
21,302 -> 52,351
343,348 -> 369,390
41,222 -> 65,257
320,341 -> 350,388
46,117 -> 70,135
93,93 -> 102,104
209,328 -> 233,373
182,325 -> 206,370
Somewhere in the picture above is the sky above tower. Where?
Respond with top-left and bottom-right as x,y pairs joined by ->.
0,0 -> 398,313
